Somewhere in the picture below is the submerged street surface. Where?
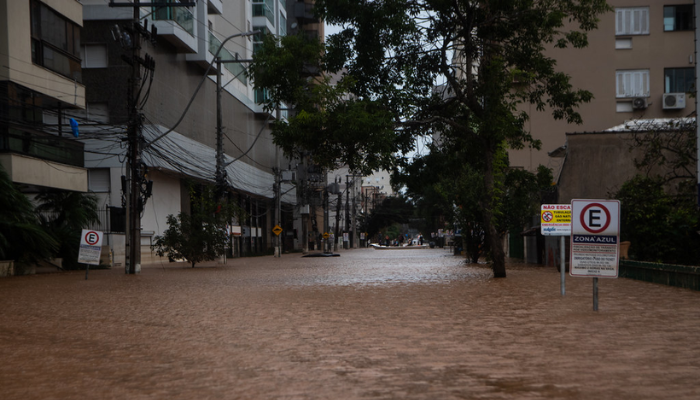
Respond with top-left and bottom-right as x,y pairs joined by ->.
1,248 -> 698,399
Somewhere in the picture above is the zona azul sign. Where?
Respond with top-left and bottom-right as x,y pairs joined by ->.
570,200 -> 620,278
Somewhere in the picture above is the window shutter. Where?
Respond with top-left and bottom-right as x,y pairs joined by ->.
616,72 -> 625,97
632,9 -> 641,34
616,10 -> 624,35
88,169 -> 111,193
624,9 -> 632,34
81,45 -> 108,68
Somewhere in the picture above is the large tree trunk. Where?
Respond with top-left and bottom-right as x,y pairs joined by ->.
482,146 -> 507,278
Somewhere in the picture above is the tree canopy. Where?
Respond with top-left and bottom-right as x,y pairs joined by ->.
251,0 -> 611,276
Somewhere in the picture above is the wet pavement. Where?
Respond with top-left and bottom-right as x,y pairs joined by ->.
1,248 -> 698,399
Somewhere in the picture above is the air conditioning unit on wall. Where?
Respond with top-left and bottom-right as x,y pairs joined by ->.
632,97 -> 647,109
663,93 -> 686,110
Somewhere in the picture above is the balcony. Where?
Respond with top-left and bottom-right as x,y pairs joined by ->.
152,6 -> 197,53
208,32 -> 248,85
1,127 -> 84,168
207,0 -> 223,15
253,0 -> 275,25
0,128 -> 87,192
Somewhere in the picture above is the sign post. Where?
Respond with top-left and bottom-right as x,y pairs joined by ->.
541,204 -> 572,296
570,200 -> 621,311
78,229 -> 103,280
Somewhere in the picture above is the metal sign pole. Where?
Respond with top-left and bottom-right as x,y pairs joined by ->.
560,235 -> 566,296
593,277 -> 599,311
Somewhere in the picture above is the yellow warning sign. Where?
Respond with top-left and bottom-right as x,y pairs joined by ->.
323,232 -> 330,239
272,225 -> 283,236
540,204 -> 572,236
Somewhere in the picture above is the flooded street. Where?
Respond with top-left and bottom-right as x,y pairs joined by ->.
1,248 -> 698,399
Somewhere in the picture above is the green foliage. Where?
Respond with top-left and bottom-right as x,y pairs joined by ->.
359,196 -> 415,239
614,176 -> 700,266
35,191 -> 100,270
0,165 -> 57,264
152,185 -> 235,268
628,120 -> 697,184
396,141 -> 552,263
254,0 -> 610,275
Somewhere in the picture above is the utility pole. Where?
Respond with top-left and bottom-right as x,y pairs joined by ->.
110,0 -> 187,274
215,56 -> 226,198
351,175 -> 357,248
345,175 -> 350,248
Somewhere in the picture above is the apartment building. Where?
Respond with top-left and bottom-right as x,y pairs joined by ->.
509,0 -> 695,176
79,0 -> 297,266
0,0 -> 87,193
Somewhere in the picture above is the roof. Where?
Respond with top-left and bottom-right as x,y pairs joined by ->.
603,117 -> 696,133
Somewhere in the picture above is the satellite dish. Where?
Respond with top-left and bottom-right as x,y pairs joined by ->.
291,22 -> 298,29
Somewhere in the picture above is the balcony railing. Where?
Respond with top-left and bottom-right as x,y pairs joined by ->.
208,31 -> 248,85
0,127 -> 84,167
253,0 -> 275,25
153,6 -> 195,37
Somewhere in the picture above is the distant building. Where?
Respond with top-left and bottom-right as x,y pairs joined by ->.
510,0 -> 695,178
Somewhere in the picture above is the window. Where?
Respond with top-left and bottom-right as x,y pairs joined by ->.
279,13 -> 287,36
30,0 -> 82,81
80,45 -> 108,68
616,7 -> 649,35
88,169 -> 111,193
615,38 -> 632,49
616,70 -> 649,98
664,68 -> 694,93
664,5 -> 693,31
253,26 -> 270,54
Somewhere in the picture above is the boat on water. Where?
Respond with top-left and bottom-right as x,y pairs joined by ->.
370,243 -> 428,250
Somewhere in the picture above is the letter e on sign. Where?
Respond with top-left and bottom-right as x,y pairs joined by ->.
80,229 -> 104,247
571,200 -> 619,237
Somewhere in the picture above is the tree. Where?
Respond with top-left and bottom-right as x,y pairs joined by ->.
35,191 -> 100,270
152,185 -> 236,268
0,165 -> 57,266
626,118 -> 697,185
614,176 -> 700,265
251,0 -> 610,277
359,196 -> 415,239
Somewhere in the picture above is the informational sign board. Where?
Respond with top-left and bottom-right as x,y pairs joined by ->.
540,204 -> 571,236
78,229 -> 103,265
570,200 -> 620,278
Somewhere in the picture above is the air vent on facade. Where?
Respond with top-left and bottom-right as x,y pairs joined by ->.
632,97 -> 647,109
662,93 -> 686,110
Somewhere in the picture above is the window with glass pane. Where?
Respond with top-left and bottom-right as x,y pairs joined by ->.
664,5 -> 693,31
29,0 -> 82,82
280,13 -> 287,36
664,68 -> 695,93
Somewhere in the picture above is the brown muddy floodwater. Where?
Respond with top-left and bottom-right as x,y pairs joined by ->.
0,248 -> 698,399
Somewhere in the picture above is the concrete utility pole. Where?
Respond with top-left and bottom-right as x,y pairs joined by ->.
110,0 -> 191,274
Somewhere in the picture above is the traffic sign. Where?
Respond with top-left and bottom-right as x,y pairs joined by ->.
78,229 -> 103,265
540,204 -> 571,236
570,200 -> 620,278
272,225 -> 283,236
323,232 -> 330,239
